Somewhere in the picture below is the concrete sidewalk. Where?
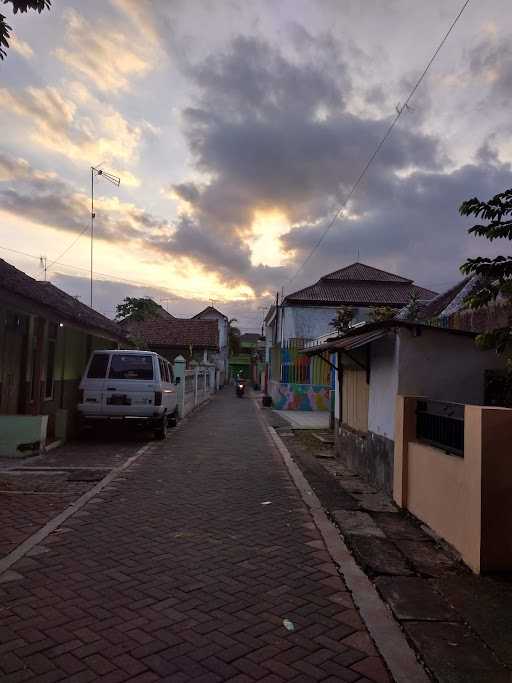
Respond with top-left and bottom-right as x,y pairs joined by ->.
265,418 -> 512,683
1,392 -> 395,682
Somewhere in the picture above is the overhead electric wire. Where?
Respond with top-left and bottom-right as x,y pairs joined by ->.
46,225 -> 90,271
0,243 -> 272,304
283,0 -> 471,294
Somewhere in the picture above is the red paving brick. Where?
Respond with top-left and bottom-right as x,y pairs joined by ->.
0,393 -> 389,681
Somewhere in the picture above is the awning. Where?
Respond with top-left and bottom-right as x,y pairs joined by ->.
303,328 -> 388,356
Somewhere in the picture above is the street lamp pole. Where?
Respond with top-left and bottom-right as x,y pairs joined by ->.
90,165 -> 120,308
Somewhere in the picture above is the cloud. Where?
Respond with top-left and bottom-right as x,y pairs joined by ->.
54,9 -> 153,93
0,153 -> 169,245
0,85 -> 143,167
9,34 -> 34,59
158,34 -> 445,292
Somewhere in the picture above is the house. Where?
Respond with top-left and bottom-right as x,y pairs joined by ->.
229,333 -> 264,383
0,258 -> 128,453
192,306 -> 229,385
305,314 -> 507,494
122,318 -> 219,366
264,262 -> 437,412
266,262 -> 437,346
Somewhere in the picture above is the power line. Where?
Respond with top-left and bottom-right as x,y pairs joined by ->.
283,0 -> 471,294
0,243 -> 272,303
47,225 -> 89,271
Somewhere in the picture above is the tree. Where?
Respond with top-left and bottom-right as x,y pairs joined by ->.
1,1 -> 51,60
369,306 -> 395,323
115,297 -> 164,322
329,306 -> 354,335
402,291 -> 420,321
460,188 -> 512,355
228,318 -> 241,356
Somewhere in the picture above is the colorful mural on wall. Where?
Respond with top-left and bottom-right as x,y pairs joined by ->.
269,380 -> 330,411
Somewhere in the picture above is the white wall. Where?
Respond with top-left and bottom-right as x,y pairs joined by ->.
281,305 -> 373,343
368,334 -> 399,439
397,327 -> 506,405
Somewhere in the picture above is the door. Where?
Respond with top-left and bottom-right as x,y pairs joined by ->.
102,353 -> 156,416
0,312 -> 28,414
81,352 -> 110,415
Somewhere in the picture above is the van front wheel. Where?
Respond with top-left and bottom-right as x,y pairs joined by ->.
155,417 -> 168,440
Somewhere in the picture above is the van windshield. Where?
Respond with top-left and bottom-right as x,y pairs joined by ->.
109,355 -> 154,380
87,353 -> 109,379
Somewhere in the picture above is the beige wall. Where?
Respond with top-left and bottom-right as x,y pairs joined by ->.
342,368 -> 369,432
394,396 -> 512,573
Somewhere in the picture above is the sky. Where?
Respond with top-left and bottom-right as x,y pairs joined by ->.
1,0 -> 511,331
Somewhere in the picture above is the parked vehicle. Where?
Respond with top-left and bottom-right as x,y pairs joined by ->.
78,350 -> 179,439
236,379 -> 245,398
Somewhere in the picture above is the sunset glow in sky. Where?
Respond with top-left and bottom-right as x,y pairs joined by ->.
1,1 -> 512,328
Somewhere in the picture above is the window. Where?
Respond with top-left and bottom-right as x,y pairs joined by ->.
87,353 -> 110,379
158,358 -> 165,382
108,354 -> 154,380
167,362 -> 174,383
44,323 -> 58,399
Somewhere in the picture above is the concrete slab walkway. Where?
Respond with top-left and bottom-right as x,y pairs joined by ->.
273,410 -> 330,430
1,392 -> 395,682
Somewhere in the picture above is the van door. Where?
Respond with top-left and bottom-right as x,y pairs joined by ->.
158,358 -> 178,415
81,352 -> 110,415
102,353 -> 156,416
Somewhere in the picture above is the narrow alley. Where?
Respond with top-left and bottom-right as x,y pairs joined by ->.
1,392 -> 392,683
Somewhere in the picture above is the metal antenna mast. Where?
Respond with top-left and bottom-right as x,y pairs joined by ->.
90,165 -> 121,308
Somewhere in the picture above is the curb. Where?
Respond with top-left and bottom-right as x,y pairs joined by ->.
255,403 -> 429,683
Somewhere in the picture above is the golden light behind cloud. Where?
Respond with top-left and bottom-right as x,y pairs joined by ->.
249,210 -> 291,268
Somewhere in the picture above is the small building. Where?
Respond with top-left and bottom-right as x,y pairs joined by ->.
264,262 -> 436,412
0,258 -> 127,453
192,306 -> 229,385
123,318 -> 219,366
266,262 -> 437,345
305,318 -> 506,494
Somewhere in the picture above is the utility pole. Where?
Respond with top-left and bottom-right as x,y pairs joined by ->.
39,256 -> 47,281
90,165 -> 120,308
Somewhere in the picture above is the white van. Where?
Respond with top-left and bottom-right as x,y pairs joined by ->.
78,350 -> 179,439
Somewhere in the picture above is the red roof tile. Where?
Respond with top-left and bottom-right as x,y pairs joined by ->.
0,258 -> 127,341
124,319 -> 219,349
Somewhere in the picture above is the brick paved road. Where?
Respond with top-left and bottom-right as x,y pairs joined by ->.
0,392 -> 390,682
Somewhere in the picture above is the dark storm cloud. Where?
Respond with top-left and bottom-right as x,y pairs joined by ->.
162,34 -> 447,291
282,159 -> 512,292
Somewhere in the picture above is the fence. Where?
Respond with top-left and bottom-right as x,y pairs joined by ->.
269,340 -> 333,411
271,340 -> 331,386
394,395 -> 512,573
415,399 -> 464,456
175,360 -> 216,418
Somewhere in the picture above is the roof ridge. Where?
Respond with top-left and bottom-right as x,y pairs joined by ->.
321,262 -> 413,283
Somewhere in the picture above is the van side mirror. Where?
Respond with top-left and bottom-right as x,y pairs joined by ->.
175,376 -> 181,385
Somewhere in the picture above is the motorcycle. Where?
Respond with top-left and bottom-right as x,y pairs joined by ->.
236,380 -> 245,398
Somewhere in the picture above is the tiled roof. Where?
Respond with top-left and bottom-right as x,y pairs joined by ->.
285,281 -> 437,306
124,319 -> 219,349
192,305 -> 228,320
240,333 -> 263,342
0,258 -> 127,341
417,277 -> 473,320
322,262 -> 412,283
